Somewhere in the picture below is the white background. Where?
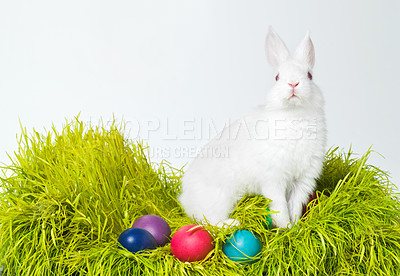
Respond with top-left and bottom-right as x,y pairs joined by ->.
0,1 -> 399,191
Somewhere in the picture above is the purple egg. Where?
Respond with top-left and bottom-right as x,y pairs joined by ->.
132,215 -> 171,246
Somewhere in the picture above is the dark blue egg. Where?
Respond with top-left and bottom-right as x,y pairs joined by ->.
118,227 -> 157,253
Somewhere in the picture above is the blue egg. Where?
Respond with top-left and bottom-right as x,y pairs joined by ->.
222,230 -> 262,264
118,227 -> 157,253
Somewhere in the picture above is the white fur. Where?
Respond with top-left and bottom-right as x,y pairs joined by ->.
179,27 -> 327,228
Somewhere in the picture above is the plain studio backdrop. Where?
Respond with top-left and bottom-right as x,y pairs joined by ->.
0,1 -> 399,192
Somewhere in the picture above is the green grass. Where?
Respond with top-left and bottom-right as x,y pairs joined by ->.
0,118 -> 399,275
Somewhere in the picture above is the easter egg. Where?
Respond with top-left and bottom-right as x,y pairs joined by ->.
302,192 -> 329,217
263,207 -> 273,229
171,225 -> 214,262
222,230 -> 262,264
118,227 -> 157,253
132,215 -> 171,246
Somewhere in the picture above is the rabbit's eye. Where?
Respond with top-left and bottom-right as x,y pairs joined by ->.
307,72 -> 312,80
275,73 -> 279,81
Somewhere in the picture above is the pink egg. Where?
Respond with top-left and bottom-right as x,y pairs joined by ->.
171,225 -> 214,262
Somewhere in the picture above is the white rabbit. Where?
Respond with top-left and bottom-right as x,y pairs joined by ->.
179,27 -> 327,228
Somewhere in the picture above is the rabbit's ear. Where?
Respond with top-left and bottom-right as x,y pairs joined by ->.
265,27 -> 290,70
293,31 -> 315,69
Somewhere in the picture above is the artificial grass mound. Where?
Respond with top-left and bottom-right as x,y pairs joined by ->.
0,119 -> 399,276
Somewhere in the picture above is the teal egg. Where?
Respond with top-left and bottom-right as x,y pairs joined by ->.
222,230 -> 262,264
263,207 -> 273,229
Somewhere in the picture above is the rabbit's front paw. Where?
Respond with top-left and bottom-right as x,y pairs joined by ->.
216,218 -> 240,228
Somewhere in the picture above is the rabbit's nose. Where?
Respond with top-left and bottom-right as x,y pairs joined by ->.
288,82 -> 299,88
